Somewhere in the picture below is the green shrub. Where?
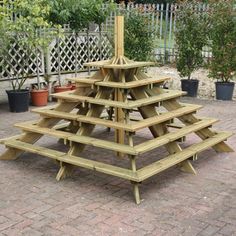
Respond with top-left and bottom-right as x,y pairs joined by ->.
208,0 -> 236,82
175,1 -> 208,79
124,11 -> 154,61
48,0 -> 114,31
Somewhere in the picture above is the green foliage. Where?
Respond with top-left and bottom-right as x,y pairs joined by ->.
10,0 -> 58,50
134,0 -> 176,4
124,10 -> 154,61
47,0 -> 71,26
0,0 -> 58,90
48,0 -> 114,31
208,0 -> 236,82
175,1 -> 208,79
0,4 -> 11,56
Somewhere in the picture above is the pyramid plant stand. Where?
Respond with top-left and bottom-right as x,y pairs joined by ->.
0,16 -> 234,204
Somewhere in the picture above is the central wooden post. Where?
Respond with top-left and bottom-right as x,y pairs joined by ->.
115,16 -> 124,58
114,16 -> 125,156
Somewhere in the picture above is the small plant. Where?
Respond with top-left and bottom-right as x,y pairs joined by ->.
208,0 -> 236,82
11,0 -> 58,89
124,10 -> 154,61
175,1 -> 208,80
0,0 -> 58,91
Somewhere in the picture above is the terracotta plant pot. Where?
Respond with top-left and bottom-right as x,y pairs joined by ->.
31,89 -> 48,106
70,83 -> 76,90
54,85 -> 72,93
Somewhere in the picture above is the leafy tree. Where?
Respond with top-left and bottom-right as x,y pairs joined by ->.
175,1 -> 208,79
208,0 -> 236,82
1,0 -> 58,90
48,0 -> 114,31
124,10 -> 154,61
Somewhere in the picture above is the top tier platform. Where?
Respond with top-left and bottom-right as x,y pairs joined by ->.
84,60 -> 155,70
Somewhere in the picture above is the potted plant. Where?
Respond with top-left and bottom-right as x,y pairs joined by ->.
0,3 -> 30,112
208,0 -> 236,100
11,0 -> 59,106
175,1 -> 208,97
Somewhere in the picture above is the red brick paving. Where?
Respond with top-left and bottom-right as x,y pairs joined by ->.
0,98 -> 236,236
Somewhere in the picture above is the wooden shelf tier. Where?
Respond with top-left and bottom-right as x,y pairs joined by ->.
11,117 -> 219,156
32,104 -> 202,132
51,90 -> 186,109
68,76 -> 170,89
2,131 -> 233,183
84,60 -> 155,69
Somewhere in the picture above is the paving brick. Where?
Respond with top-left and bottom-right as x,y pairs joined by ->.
198,225 -> 220,236
0,99 -> 236,235
219,224 -> 236,236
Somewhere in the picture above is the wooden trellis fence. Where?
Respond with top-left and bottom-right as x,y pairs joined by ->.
0,31 -> 113,81
0,3 -> 216,82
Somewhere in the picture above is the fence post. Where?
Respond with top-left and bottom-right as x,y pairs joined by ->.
45,42 -> 52,101
164,3 -> 169,64
74,31 -> 78,77
56,36 -> 62,85
87,29 -> 91,75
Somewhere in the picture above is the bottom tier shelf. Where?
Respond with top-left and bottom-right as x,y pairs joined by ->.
3,131 -> 232,182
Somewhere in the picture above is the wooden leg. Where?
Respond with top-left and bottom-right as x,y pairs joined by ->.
180,160 -> 197,175
0,148 -> 19,160
132,182 -> 141,205
56,162 -> 74,181
129,154 -> 141,204
106,107 -> 114,132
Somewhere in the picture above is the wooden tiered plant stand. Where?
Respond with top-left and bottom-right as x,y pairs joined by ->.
0,16 -> 234,204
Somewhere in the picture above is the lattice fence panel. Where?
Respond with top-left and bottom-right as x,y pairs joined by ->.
0,42 -> 44,80
49,32 -> 113,74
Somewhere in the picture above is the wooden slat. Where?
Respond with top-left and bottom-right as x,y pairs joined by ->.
14,123 -> 73,140
4,140 -> 138,181
84,61 -> 155,69
32,109 -> 78,120
95,76 -> 170,89
0,134 -> 23,144
0,121 -> 70,147
52,90 -> 186,109
13,121 -> 137,154
132,104 -> 203,131
137,132 -> 233,181
32,109 -> 134,131
135,118 -> 218,154
83,59 -> 111,67
67,77 -> 103,85
31,104 -> 58,112
32,104 -> 202,132
33,104 -> 202,132
68,135 -> 136,155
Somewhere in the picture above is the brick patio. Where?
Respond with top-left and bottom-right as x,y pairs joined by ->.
0,98 -> 236,236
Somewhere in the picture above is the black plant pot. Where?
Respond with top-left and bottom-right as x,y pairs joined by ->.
181,79 -> 199,97
215,82 -> 235,101
6,89 -> 30,112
